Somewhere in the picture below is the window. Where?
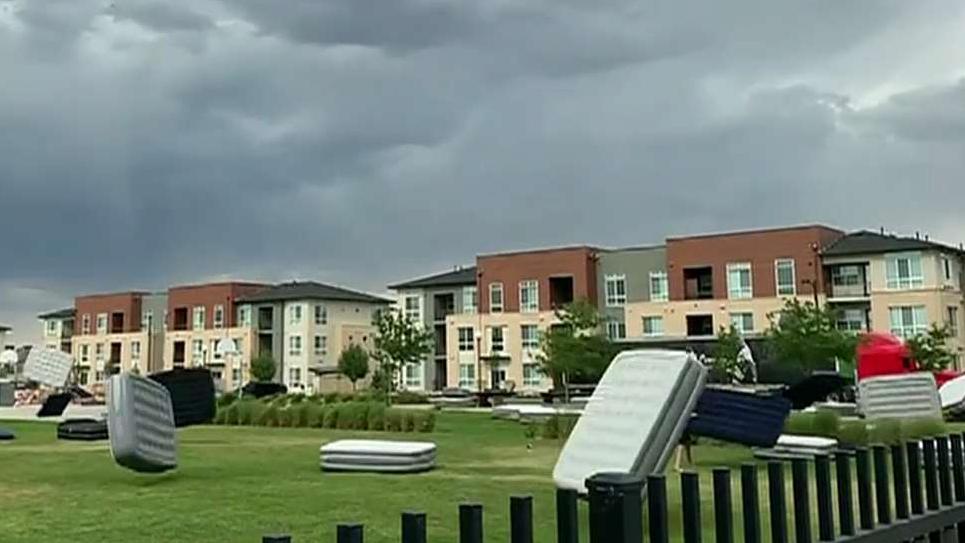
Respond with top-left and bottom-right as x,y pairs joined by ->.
832,265 -> 864,287
462,286 -> 477,314
837,309 -> 866,332
210,340 -> 221,360
490,326 -> 505,353
289,367 -> 302,385
404,296 -> 421,322
95,343 -> 104,360
523,364 -> 542,387
232,368 -> 241,383
458,327 -> 475,351
650,272 -> 669,302
459,363 -> 476,389
237,306 -> 251,328
141,311 -> 153,332
686,314 -> 714,337
775,259 -> 796,296
727,263 -> 753,299
234,337 -> 244,360
948,307 -> 959,331
80,344 -> 90,364
489,283 -> 504,313
604,274 -> 627,307
96,314 -> 108,334
82,314 -> 91,334
314,335 -> 327,356
214,305 -> 225,329
944,257 -> 953,282
46,320 -> 57,336
890,306 -> 928,339
886,253 -> 924,290
606,321 -> 627,340
289,335 -> 303,356
404,363 -> 422,388
519,280 -> 538,313
642,316 -> 664,337
193,306 -> 205,331
131,341 -> 141,360
79,370 -> 89,385
314,304 -> 327,325
192,340 -> 204,361
521,325 -> 540,350
290,304 -> 303,325
730,312 -> 754,334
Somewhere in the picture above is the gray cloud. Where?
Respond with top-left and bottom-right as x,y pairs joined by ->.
1,0 -> 965,344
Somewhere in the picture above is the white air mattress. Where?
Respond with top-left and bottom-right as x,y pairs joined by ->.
22,348 -> 73,388
320,440 -> 436,457
319,440 -> 437,473
321,460 -> 436,473
940,374 -> 965,410
107,373 -> 177,473
858,373 -> 941,420
754,434 -> 837,460
552,350 -> 707,493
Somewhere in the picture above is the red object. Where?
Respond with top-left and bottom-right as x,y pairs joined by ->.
856,332 -> 961,386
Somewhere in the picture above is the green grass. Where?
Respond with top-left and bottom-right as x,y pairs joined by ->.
3,414 -> 959,542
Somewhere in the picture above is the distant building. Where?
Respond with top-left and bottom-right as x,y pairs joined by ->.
0,324 -> 11,353
38,308 -> 75,354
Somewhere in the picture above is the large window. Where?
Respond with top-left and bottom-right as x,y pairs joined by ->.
459,363 -> 476,389
605,274 -> 627,307
730,312 -> 754,335
642,316 -> 664,337
462,286 -> 477,314
141,311 -> 154,332
96,314 -> 107,334
404,363 -> 423,389
490,326 -> 505,353
523,364 -> 542,387
727,263 -> 753,299
489,283 -> 504,313
837,309 -> 866,332
210,339 -> 221,361
832,265 -> 863,287
80,344 -> 90,364
775,259 -> 796,296
131,341 -> 141,360
289,335 -> 303,356
290,304 -> 303,325
82,314 -> 91,334
314,304 -> 327,325
650,272 -> 669,302
948,307 -> 959,331
289,367 -> 302,385
890,306 -> 928,339
521,324 -> 540,350
193,306 -> 205,331
46,320 -> 57,336
237,306 -> 252,328
606,321 -> 627,340
944,256 -> 953,283
519,280 -> 538,313
314,335 -> 327,356
95,343 -> 104,361
404,296 -> 421,322
192,340 -> 203,362
886,253 -> 924,290
458,327 -> 475,351
214,305 -> 225,329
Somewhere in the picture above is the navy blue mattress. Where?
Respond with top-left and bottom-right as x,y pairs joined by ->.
686,388 -> 791,448
149,368 -> 216,428
37,392 -> 72,418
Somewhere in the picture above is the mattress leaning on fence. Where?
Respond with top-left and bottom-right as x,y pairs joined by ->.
858,373 -> 941,420
107,373 -> 178,474
552,350 -> 707,494
686,387 -> 791,448
148,368 -> 216,428
320,440 -> 437,473
754,435 -> 838,460
22,348 -> 73,388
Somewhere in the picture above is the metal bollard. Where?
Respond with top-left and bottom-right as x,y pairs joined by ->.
586,472 -> 644,543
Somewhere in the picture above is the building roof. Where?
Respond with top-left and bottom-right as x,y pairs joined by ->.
666,223 -> 843,242
389,266 -> 478,290
38,308 -> 75,320
822,230 -> 963,257
0,325 -> 10,333
477,244 -> 601,258
236,281 -> 392,304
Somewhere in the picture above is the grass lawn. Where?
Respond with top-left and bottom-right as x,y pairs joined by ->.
3,412 -> 950,542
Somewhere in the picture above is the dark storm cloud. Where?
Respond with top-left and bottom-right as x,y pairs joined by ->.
1,0 -> 965,342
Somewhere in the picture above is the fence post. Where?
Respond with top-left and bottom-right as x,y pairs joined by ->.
459,504 -> 483,543
814,454 -> 834,541
337,524 -> 364,543
648,475 -> 670,543
923,439 -> 941,543
402,512 -> 426,543
511,496 -> 534,543
891,444 -> 909,521
950,434 -> 965,543
836,454 -> 855,537
873,445 -> 891,526
713,468 -> 733,543
681,471 -> 702,543
855,447 -> 875,531
938,436 -> 953,507
556,488 -> 579,543
768,462 -> 788,543
586,472 -> 644,543
740,464 -> 761,543
908,441 -> 925,516
792,458 -> 812,543
262,536 -> 291,543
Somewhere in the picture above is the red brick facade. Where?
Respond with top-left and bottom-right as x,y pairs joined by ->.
476,246 -> 600,313
167,282 -> 267,330
74,292 -> 146,335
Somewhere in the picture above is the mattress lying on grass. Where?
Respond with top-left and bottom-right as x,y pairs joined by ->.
148,368 -> 216,428
553,350 -> 707,494
0,428 -> 14,441
687,387 -> 791,448
107,373 -> 177,474
858,373 -> 941,420
320,440 -> 437,473
57,418 -> 108,441
754,434 -> 838,460
22,348 -> 74,388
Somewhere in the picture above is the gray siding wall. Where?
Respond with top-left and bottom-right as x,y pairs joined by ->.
397,284 -> 475,390
597,247 -> 667,324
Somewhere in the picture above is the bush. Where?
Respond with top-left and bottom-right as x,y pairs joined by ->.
811,411 -> 841,438
543,415 -> 578,440
414,411 -> 436,433
310,405 -> 328,428
402,411 -> 417,433
902,417 -> 946,441
293,403 -> 320,428
289,394 -> 306,405
323,392 -> 343,404
367,404 -> 387,431
237,400 -> 265,426
385,409 -> 404,432
277,407 -> 294,428
394,391 -> 429,405
217,392 -> 237,408
323,405 -> 339,429
213,408 -> 228,425
838,420 -> 869,446
868,419 -> 903,445
257,405 -> 280,427
223,403 -> 241,425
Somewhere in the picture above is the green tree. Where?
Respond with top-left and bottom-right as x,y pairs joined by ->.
711,325 -> 745,383
906,324 -> 957,372
766,298 -> 858,374
338,344 -> 370,391
538,300 -> 615,400
372,310 -> 433,404
250,353 -> 277,383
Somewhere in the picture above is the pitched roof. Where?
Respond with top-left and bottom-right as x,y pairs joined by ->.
389,266 -> 478,290
235,281 -> 391,304
822,231 -> 963,257
0,325 -> 10,333
38,308 -> 75,320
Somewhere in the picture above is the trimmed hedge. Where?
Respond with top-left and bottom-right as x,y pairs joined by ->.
785,411 -> 947,446
213,399 -> 436,433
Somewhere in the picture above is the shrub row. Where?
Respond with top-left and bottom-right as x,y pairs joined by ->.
213,400 -> 435,433
542,415 -> 579,440
784,411 -> 947,446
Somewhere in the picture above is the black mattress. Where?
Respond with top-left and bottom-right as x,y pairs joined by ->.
57,418 -> 108,441
783,372 -> 848,410
37,393 -> 72,418
241,381 -> 287,399
0,427 -> 14,441
149,368 -> 216,428
687,387 -> 792,448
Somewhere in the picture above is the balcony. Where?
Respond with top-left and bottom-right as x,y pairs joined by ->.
110,312 -> 125,334
550,277 -> 575,308
686,314 -> 714,337
684,267 -> 714,300
827,264 -> 870,300
172,308 -> 189,331
258,307 -> 274,332
433,294 -> 455,323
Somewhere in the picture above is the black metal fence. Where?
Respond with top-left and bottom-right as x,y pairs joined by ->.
265,433 -> 965,542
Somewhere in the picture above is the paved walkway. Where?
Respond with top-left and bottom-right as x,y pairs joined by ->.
0,405 -> 107,422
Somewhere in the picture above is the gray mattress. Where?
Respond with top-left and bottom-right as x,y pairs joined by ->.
321,460 -> 436,473
858,373 -> 941,420
22,348 -> 73,388
107,373 -> 178,474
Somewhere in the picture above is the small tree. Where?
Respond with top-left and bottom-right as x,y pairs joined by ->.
338,344 -> 370,391
539,300 -> 615,401
250,354 -> 277,383
907,324 -> 957,372
711,325 -> 745,384
371,310 -> 433,404
766,298 -> 858,375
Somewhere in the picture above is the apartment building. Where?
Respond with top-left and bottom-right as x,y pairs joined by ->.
162,282 -> 266,391
0,325 -> 10,353
446,246 -> 600,393
596,246 -> 667,341
625,225 -> 843,340
72,291 -> 167,385
235,282 -> 391,393
389,266 -> 478,391
38,308 -> 74,353
821,231 -> 965,364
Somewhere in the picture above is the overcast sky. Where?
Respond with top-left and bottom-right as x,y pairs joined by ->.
2,0 -> 965,345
